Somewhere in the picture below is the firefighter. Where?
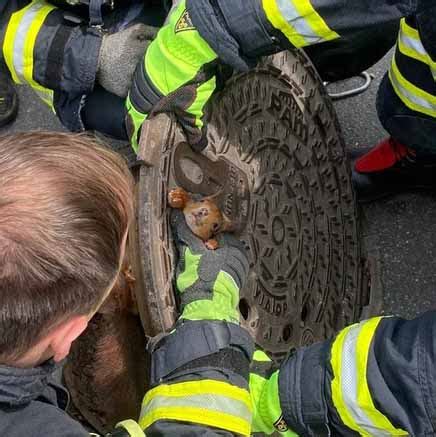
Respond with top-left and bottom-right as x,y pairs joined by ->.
2,1 -> 434,182
351,14 -> 436,201
126,0 -> 436,203
0,0 -> 159,137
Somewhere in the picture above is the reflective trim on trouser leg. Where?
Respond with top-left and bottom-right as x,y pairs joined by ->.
388,55 -> 436,118
139,379 -> 252,436
397,18 -> 436,78
331,317 -> 408,436
3,0 -> 55,108
262,0 -> 338,48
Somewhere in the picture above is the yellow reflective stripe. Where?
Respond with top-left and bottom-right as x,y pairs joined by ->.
186,75 -> 216,128
253,349 -> 271,362
291,0 -> 338,42
140,380 -> 251,435
262,0 -> 338,48
141,393 -> 251,426
262,0 -> 306,47
116,420 -> 145,437
389,56 -> 436,118
400,18 -> 419,40
139,406 -> 251,435
398,37 -> 428,66
142,379 -> 251,410
392,52 -> 436,105
2,1 -> 55,108
397,19 -> 436,72
356,318 -> 407,435
23,3 -> 55,95
331,322 -> 367,435
331,318 -> 408,436
3,5 -> 28,83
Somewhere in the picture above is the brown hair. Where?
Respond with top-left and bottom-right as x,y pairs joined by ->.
0,132 -> 134,360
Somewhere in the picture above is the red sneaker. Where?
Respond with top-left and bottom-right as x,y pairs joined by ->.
351,137 -> 436,202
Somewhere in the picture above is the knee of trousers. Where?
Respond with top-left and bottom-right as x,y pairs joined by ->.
377,74 -> 436,153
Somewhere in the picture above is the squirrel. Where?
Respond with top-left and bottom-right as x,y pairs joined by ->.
168,187 -> 232,250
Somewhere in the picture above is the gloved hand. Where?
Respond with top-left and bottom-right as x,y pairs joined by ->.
125,0 -> 218,152
97,24 -> 156,98
171,209 -> 249,323
250,350 -> 299,436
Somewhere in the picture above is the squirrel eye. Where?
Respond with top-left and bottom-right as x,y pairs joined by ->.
212,223 -> 219,231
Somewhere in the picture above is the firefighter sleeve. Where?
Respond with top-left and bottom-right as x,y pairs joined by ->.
186,0 -> 434,71
140,320 -> 255,436
1,0 -> 102,131
277,311 -> 436,436
138,210 -> 254,436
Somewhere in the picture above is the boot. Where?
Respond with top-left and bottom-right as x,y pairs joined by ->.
351,137 -> 436,203
0,61 -> 18,128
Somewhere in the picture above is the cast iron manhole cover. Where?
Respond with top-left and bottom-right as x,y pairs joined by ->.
132,49 -> 380,361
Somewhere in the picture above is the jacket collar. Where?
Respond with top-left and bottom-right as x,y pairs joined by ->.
0,360 -> 58,406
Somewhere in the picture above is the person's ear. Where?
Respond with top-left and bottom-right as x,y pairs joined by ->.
48,315 -> 89,362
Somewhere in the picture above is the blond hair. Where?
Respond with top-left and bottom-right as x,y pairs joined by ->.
0,132 -> 134,359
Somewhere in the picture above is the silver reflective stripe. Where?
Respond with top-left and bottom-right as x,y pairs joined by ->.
400,33 -> 427,57
399,29 -> 436,80
340,325 -> 392,437
276,0 -> 322,45
389,65 -> 436,113
12,2 -> 46,84
140,393 -> 251,422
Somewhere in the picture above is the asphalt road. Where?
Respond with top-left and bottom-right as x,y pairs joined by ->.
2,50 -> 436,320
332,51 -> 436,318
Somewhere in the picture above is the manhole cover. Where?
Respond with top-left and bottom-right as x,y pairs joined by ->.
133,49 -> 379,361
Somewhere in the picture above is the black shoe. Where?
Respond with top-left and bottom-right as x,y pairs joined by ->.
0,62 -> 18,128
351,137 -> 436,203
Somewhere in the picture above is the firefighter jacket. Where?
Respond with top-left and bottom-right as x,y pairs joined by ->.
139,320 -> 256,436
104,311 -> 436,436
142,313 -> 436,436
186,0 -> 432,69
187,0 -> 435,150
279,311 -> 436,436
0,359 -> 143,436
0,0 -> 105,132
